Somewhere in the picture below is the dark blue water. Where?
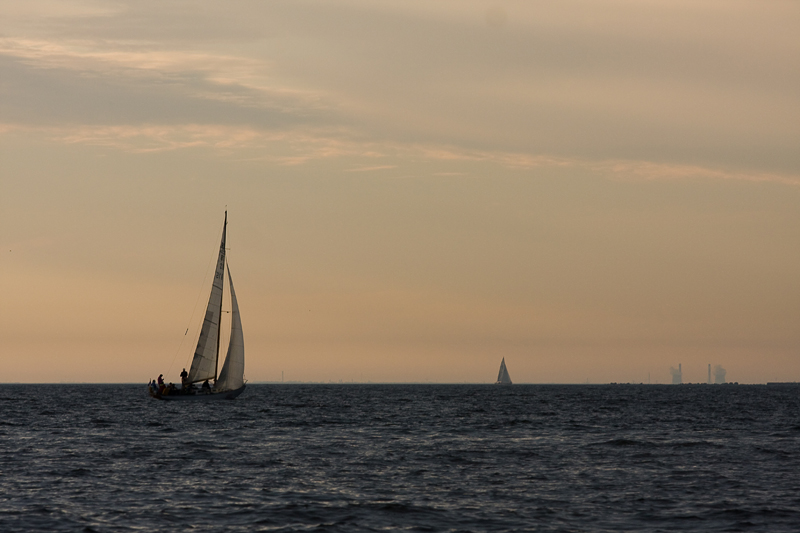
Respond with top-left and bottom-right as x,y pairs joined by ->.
2,384 -> 799,532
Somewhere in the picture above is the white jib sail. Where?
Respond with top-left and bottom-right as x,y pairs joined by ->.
216,266 -> 245,391
497,358 -> 512,384
187,219 -> 227,383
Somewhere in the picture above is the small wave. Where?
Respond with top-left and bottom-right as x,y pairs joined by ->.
669,440 -> 724,449
505,419 -> 534,425
753,446 -> 792,457
592,438 -> 655,447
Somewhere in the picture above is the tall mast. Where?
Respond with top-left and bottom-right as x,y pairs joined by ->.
214,211 -> 227,381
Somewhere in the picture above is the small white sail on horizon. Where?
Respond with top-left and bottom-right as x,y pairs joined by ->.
495,358 -> 512,385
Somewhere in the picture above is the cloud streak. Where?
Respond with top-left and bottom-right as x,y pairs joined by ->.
4,121 -> 797,187
0,36 -> 329,114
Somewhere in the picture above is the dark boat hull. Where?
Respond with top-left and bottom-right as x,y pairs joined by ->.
150,384 -> 246,401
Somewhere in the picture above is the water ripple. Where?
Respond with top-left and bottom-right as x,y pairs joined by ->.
1,384 -> 799,532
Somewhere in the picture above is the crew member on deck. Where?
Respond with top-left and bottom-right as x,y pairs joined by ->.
202,380 -> 211,392
180,368 -> 188,387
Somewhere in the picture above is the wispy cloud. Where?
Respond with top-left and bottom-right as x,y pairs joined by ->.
346,165 -> 396,172
590,160 -> 800,187
414,144 -> 800,187
0,37 -> 328,113
3,121 -> 796,187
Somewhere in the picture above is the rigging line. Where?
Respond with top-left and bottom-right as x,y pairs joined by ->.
164,219 -> 226,380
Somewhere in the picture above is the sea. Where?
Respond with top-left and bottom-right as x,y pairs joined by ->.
1,384 -> 799,532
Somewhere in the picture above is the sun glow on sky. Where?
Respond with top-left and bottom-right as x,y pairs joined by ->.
2,1 -> 799,383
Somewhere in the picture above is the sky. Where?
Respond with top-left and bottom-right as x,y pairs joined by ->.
1,0 -> 799,384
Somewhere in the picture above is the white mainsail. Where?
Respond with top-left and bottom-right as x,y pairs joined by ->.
187,214 -> 227,384
496,358 -> 512,385
216,266 -> 245,392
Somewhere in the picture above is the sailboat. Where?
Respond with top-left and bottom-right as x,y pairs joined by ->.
149,212 -> 247,401
495,358 -> 512,385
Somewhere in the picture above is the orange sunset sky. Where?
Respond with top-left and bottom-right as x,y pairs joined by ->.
1,1 -> 799,384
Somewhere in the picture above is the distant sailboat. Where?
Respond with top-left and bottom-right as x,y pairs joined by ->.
149,212 -> 246,401
495,358 -> 512,385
